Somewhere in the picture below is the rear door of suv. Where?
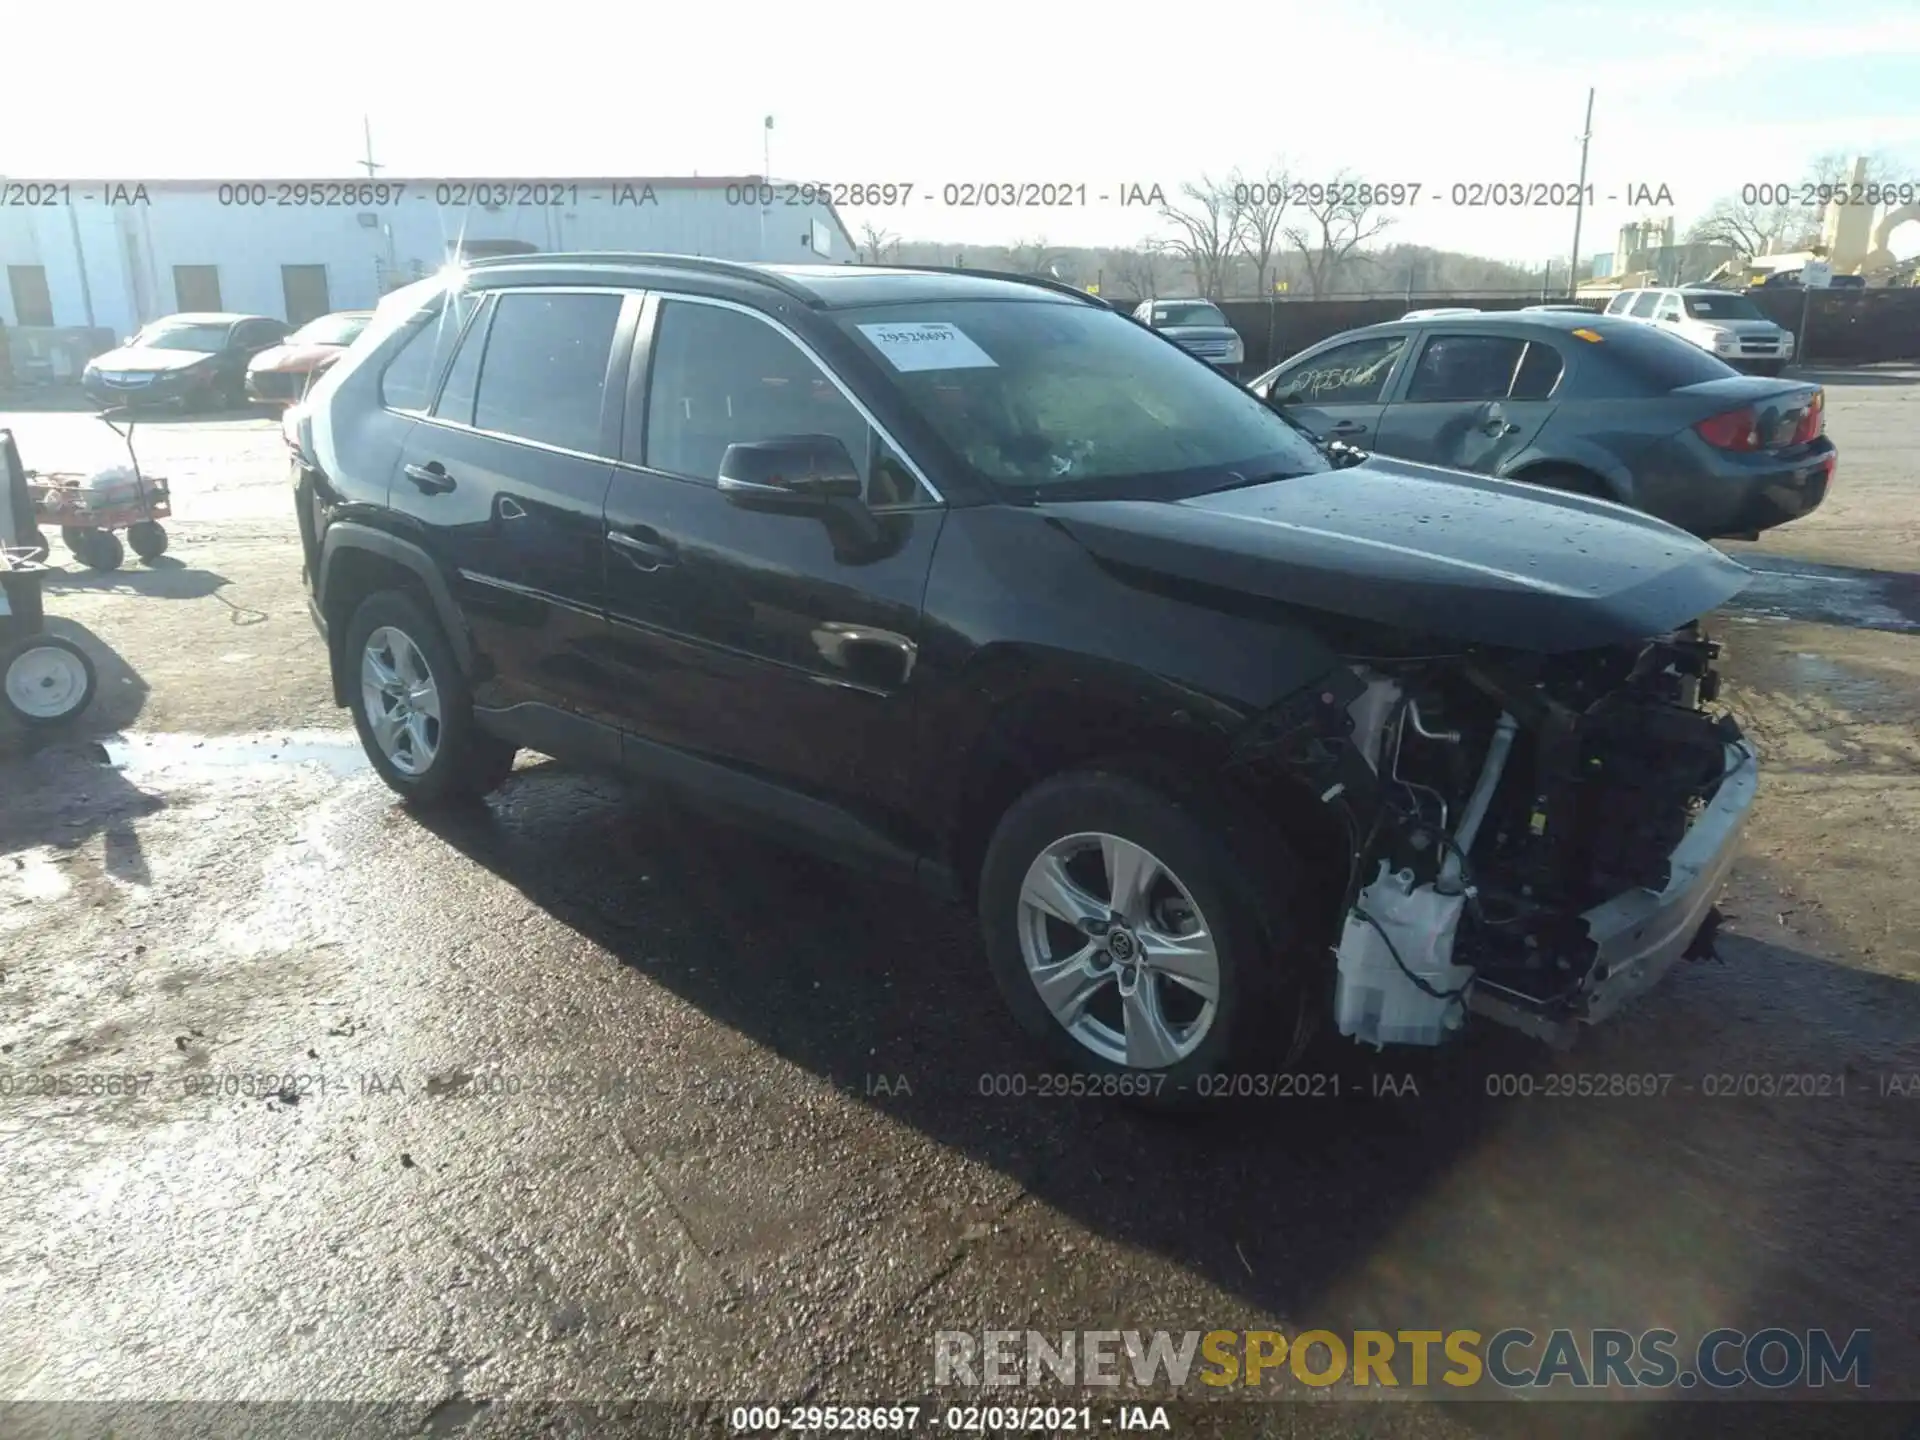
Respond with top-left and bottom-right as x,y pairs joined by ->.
600,292 -> 945,815
387,284 -> 634,733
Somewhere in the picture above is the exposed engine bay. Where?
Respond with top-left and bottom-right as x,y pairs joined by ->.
1233,624 -> 1759,1048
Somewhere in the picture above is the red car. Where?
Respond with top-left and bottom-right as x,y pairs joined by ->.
245,311 -> 373,406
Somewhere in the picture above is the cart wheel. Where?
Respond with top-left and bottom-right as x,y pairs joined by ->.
128,520 -> 169,560
72,528 -> 124,572
2,634 -> 97,727
60,524 -> 90,551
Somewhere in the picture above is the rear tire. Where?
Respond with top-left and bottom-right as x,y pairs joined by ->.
343,588 -> 517,806
127,520 -> 169,560
69,527 -> 124,571
978,768 -> 1316,1104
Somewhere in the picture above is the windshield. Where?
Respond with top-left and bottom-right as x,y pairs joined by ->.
836,300 -> 1329,501
1682,294 -> 1766,321
1150,302 -> 1229,327
289,313 -> 371,347
132,322 -> 230,353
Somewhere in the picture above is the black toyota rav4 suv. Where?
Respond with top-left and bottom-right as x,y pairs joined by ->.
290,253 -> 1759,1087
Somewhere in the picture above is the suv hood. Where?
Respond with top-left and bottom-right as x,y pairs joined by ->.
1045,454 -> 1752,653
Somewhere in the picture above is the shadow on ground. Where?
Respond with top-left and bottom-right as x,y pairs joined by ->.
405,762 -> 1919,1434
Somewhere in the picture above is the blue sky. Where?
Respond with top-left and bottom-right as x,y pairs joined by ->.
9,0 -> 1919,264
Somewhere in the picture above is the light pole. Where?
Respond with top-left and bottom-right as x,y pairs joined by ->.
1567,87 -> 1594,298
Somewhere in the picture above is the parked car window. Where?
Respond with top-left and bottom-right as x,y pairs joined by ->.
1150,302 -> 1229,327
1404,335 -> 1527,403
1510,341 -> 1566,400
1682,293 -> 1766,321
1269,335 -> 1408,405
645,300 -> 929,504
131,320 -> 232,352
1596,323 -> 1741,389
379,292 -> 479,414
1629,291 -> 1663,318
1605,293 -> 1637,315
433,298 -> 492,427
471,292 -> 622,454
1655,296 -> 1683,321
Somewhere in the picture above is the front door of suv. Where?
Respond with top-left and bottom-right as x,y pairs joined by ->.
602,293 -> 944,815
1256,332 -> 1410,448
389,286 -> 632,728
1372,331 -> 1564,476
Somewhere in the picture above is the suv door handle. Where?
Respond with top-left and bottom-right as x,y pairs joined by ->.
1328,420 -> 1367,435
403,462 -> 456,494
609,528 -> 678,570
1481,420 -> 1520,437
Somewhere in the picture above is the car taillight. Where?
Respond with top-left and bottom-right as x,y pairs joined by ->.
1792,390 -> 1825,446
1694,407 -> 1762,451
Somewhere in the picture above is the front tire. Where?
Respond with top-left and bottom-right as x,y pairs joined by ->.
978,769 -> 1312,1098
343,589 -> 517,806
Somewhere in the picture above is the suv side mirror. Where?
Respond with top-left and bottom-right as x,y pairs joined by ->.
718,435 -> 865,513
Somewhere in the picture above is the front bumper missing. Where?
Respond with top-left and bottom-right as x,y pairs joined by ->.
1467,738 -> 1759,1039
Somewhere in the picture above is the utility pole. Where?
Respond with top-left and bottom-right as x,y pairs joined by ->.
763,115 -> 774,183
1567,87 -> 1595,299
359,116 -> 384,179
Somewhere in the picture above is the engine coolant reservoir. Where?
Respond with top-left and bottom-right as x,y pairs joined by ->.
1334,862 -> 1472,1048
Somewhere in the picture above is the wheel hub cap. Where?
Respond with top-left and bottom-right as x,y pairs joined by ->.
359,626 -> 442,776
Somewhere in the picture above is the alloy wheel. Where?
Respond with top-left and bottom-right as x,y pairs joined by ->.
1015,831 -> 1221,1068
359,625 -> 442,776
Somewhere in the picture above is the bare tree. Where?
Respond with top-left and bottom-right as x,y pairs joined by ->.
857,223 -> 897,265
1109,243 -> 1164,301
1688,151 -> 1920,261
1685,195 -> 1798,259
1284,172 -> 1393,295
1007,236 -> 1066,277
1233,162 -> 1293,297
1155,177 -> 1246,298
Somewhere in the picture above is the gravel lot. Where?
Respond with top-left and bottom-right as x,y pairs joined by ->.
2,374 -> 1917,1439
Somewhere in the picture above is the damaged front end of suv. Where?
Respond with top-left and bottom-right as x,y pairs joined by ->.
1233,623 -> 1757,1049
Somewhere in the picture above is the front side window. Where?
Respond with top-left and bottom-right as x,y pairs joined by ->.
1269,335 -> 1409,406
644,300 -> 934,506
1404,335 -> 1528,403
1629,291 -> 1663,318
834,299 -> 1329,501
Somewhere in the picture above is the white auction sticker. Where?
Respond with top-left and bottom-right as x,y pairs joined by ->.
856,321 -> 999,372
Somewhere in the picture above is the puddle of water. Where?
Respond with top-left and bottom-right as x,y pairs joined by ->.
97,731 -> 367,780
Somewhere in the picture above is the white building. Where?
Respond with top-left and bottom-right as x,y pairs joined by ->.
1,176 -> 857,339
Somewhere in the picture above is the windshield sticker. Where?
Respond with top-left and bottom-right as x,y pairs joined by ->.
857,322 -> 999,372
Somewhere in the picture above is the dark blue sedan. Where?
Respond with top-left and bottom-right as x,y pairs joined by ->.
1246,310 -> 1836,540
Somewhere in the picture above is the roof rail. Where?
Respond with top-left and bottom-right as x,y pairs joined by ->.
456,251 -> 821,303
894,265 -> 1110,306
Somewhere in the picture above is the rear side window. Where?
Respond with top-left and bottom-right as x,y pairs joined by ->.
1510,341 -> 1565,400
434,298 -> 492,426
1629,291 -> 1662,318
1404,335 -> 1527,403
471,292 -> 623,454
379,292 -> 478,413
1591,324 -> 1739,391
